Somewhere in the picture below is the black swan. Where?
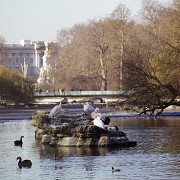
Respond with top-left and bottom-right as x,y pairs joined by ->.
112,167 -> 120,172
14,136 -> 24,146
17,157 -> 32,168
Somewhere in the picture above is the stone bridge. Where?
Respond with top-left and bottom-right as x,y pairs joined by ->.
34,90 -> 128,104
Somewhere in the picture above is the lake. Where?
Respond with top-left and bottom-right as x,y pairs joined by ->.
0,116 -> 180,180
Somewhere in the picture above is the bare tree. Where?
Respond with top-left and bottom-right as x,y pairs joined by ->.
110,4 -> 131,90
123,0 -> 180,116
82,20 -> 111,90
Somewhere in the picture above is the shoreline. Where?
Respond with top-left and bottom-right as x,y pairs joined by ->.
0,104 -> 179,121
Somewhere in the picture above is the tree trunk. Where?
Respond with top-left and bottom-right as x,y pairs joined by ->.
99,46 -> 108,90
119,27 -> 124,90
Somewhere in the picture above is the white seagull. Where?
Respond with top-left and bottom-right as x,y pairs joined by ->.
91,107 -> 104,120
83,102 -> 95,115
92,116 -> 105,129
49,100 -> 63,118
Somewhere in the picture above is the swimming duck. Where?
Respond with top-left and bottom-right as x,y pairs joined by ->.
54,165 -> 62,170
112,167 -> 120,172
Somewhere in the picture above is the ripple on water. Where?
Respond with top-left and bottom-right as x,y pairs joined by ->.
0,119 -> 180,180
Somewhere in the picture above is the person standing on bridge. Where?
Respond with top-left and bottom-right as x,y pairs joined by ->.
39,89 -> 42,95
57,89 -> 60,95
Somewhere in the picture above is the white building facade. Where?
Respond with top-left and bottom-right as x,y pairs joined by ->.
1,40 -> 47,81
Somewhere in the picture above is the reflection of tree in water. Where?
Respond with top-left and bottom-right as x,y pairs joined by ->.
162,125 -> 180,154
110,117 -> 180,155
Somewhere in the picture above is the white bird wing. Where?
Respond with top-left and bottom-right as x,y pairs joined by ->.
89,105 -> 95,113
49,105 -> 61,118
91,112 -> 104,119
93,117 -> 105,129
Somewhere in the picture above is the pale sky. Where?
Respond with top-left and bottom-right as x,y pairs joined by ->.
0,0 -> 170,44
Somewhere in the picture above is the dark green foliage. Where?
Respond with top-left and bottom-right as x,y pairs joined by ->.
0,65 -> 34,104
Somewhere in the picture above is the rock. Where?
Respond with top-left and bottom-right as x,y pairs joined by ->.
57,134 -> 64,138
85,138 -> 98,146
31,110 -> 137,148
77,137 -> 99,147
49,137 -> 58,147
50,123 -> 72,137
98,136 -> 110,146
31,111 -> 51,128
35,128 -> 47,139
57,137 -> 79,147
77,137 -> 86,146
42,134 -> 53,145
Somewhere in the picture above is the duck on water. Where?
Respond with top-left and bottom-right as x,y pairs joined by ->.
112,167 -> 121,172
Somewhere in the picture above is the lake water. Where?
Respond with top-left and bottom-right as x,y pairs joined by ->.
0,117 -> 180,180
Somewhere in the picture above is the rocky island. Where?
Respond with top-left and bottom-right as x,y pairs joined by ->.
31,102 -> 137,148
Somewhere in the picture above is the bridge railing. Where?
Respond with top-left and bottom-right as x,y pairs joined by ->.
35,90 -> 127,97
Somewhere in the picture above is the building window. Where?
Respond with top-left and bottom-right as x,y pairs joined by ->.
16,59 -> 18,63
12,53 -> 15,56
8,58 -> 12,64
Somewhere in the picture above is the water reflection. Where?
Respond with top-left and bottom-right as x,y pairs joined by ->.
110,117 -> 177,129
0,117 -> 180,180
33,139 -> 125,159
31,117 -> 180,159
108,117 -> 180,157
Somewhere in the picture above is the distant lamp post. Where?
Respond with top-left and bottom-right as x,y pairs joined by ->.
21,58 -> 28,78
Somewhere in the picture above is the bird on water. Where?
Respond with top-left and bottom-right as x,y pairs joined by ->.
16,157 -> 32,168
54,165 -> 62,170
86,167 -> 92,171
14,136 -> 24,146
112,167 -> 121,172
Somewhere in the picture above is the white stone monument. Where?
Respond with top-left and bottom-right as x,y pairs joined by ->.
37,42 -> 52,86
21,58 -> 28,78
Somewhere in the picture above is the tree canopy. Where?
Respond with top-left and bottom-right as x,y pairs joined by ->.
1,0 -> 179,113
0,65 -> 34,104
123,0 -> 180,115
44,0 -> 180,115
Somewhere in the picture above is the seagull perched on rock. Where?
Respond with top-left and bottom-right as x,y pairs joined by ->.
92,116 -> 105,129
91,107 -> 104,120
49,100 -> 63,118
83,102 -> 95,115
